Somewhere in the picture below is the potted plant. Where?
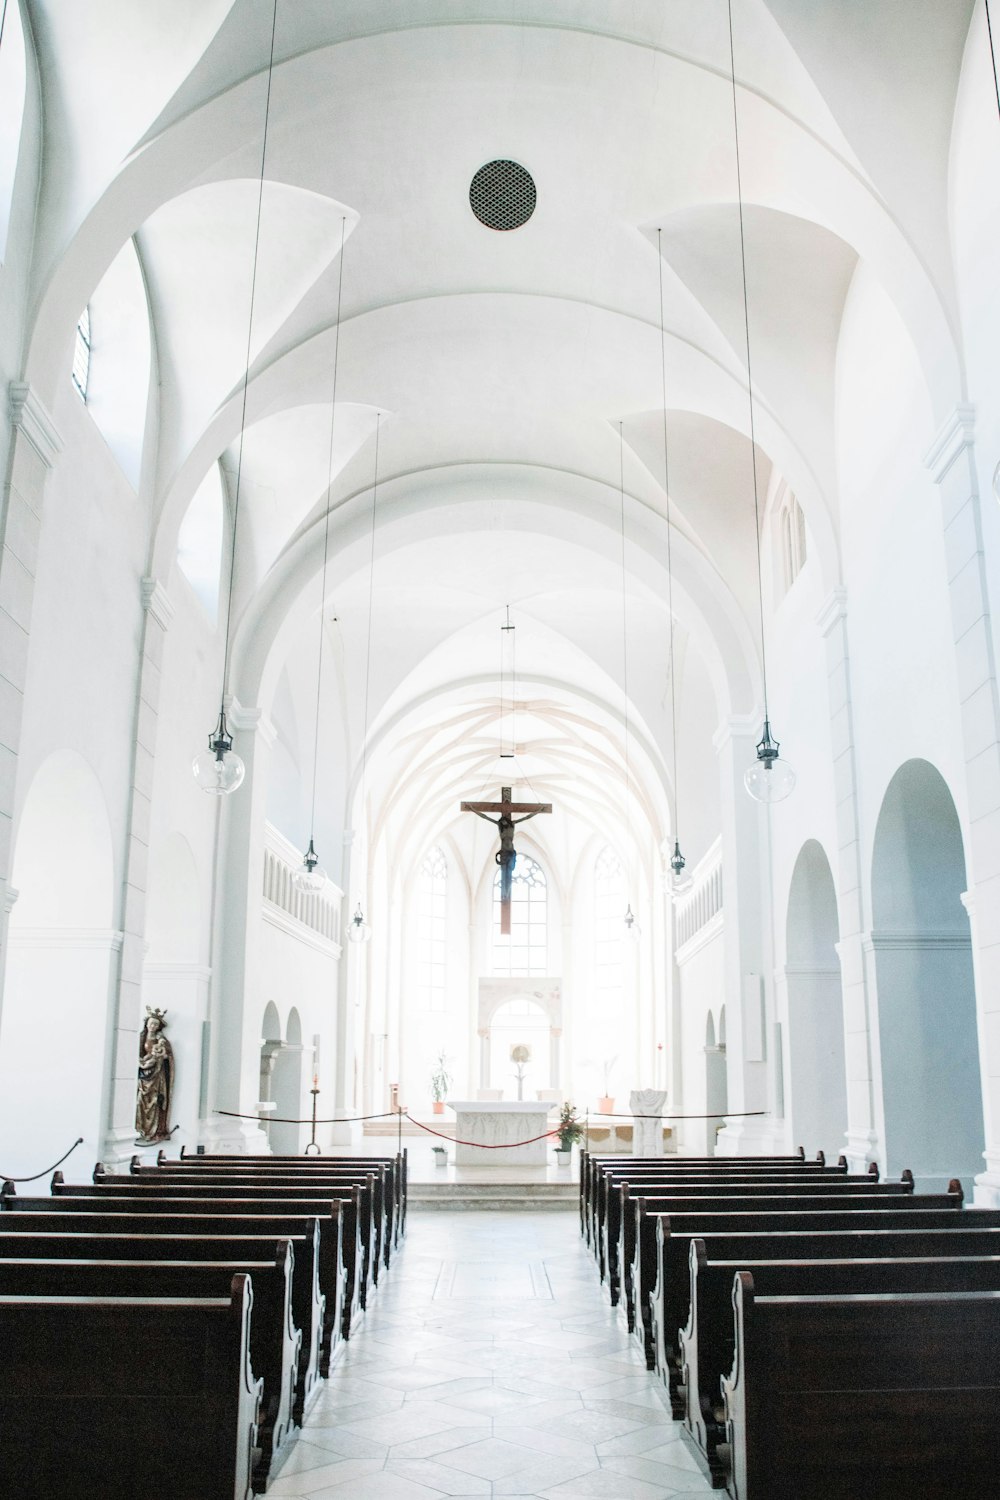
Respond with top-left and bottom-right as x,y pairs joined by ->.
432,1145 -> 448,1168
598,1056 -> 617,1114
554,1101 -> 583,1165
430,1050 -> 451,1115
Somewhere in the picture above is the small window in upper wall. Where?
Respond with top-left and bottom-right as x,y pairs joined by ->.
71,307 -> 92,403
776,490 -> 807,594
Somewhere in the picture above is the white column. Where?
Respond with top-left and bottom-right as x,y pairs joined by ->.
199,700 -> 275,1154
817,587 -> 880,1171
923,408 -> 1000,1205
0,385 -> 61,1015
713,715 -> 781,1154
101,578 -> 175,1166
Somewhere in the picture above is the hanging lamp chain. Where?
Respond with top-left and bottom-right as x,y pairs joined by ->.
657,228 -> 685,880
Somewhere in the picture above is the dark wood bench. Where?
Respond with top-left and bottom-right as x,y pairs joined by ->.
580,1148 -> 817,1240
589,1159 -> 859,1271
649,1221 -> 1000,1400
0,1247 -> 298,1490
617,1180 -> 928,1331
605,1167 -> 899,1306
119,1166 -> 384,1284
722,1275 -> 1000,1499
682,1243 -> 1000,1488
1,1191 -> 354,1349
0,1226 -> 324,1424
0,1273 -> 262,1500
166,1149 -> 408,1241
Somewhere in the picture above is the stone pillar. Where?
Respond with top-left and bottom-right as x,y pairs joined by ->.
329,828 -> 359,1144
0,385 -> 61,1016
713,715 -> 778,1154
199,700 -> 274,1154
816,587 -> 880,1171
923,406 -> 1000,1205
101,577 -> 175,1166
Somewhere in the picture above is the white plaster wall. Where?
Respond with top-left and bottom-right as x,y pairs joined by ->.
258,915 -> 340,1151
675,927 -> 726,1157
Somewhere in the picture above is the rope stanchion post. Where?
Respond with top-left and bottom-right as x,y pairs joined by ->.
304,1076 -> 321,1155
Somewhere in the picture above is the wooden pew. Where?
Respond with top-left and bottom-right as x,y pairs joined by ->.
0,1226 -> 324,1425
590,1159 -> 857,1274
722,1273 -> 1000,1499
580,1148 -> 815,1241
617,1178 -> 923,1332
0,1272 -> 262,1500
602,1164 -> 888,1301
0,1198 -> 355,1352
169,1148 -> 408,1241
682,1242 -> 1000,1489
647,1220 -> 1000,1400
0,1247 -> 298,1491
125,1165 -> 386,1282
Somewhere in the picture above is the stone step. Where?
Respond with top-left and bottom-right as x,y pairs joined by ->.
408,1181 -> 577,1211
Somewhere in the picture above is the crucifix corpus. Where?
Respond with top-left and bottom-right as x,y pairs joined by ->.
462,785 -> 552,934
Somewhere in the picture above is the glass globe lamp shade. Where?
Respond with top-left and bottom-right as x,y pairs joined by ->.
744,719 -> 796,804
293,839 -> 327,895
193,712 -> 245,795
348,903 -> 372,944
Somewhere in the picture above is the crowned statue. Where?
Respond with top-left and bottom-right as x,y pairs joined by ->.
134,1006 -> 175,1145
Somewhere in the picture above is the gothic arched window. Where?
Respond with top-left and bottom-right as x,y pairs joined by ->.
775,489 -> 807,595
417,845 -> 447,1011
72,306 -> 92,403
595,845 -> 625,1010
493,853 -> 546,976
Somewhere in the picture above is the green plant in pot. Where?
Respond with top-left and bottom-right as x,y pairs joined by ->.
554,1101 -> 583,1164
430,1050 -> 451,1115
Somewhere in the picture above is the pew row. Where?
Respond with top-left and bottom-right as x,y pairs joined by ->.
0,1273 -> 262,1500
681,1242 -> 1000,1489
722,1274 -> 1000,1499
0,1226 -> 324,1429
0,1247 -> 299,1490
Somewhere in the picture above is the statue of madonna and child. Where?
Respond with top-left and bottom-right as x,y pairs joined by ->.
134,1006 -> 175,1146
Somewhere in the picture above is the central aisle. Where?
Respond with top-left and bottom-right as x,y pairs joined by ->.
268,1211 -> 715,1499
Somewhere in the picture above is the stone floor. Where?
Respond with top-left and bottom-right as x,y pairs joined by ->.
267,1211 -> 715,1499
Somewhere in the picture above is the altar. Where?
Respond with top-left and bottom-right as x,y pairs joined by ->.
447,1100 -> 553,1166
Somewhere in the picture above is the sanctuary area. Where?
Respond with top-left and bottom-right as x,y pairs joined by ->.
2,2 -> 1000,1496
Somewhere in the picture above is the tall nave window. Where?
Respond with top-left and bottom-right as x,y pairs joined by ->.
777,490 -> 807,594
417,845 -> 447,1011
71,306 -> 92,403
493,853 -> 547,975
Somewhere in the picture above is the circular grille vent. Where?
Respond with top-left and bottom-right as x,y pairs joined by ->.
469,160 -> 536,231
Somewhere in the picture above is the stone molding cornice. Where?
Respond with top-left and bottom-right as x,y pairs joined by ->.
4,886 -> 19,914
712,712 -> 759,754
141,576 -> 175,631
262,900 -> 343,959
8,927 -> 124,951
863,928 -> 970,953
816,586 -> 848,639
781,961 -> 841,979
923,403 -> 975,485
9,382 -> 62,469
226,696 -> 277,748
960,891 -> 974,918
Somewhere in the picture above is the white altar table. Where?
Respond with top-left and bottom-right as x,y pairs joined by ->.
447,1100 -> 553,1166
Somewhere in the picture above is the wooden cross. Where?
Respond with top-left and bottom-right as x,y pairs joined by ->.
461,786 -> 552,934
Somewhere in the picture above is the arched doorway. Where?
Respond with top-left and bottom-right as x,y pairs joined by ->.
784,840 -> 848,1161
270,1006 -> 306,1155
704,1008 -> 728,1157
871,760 -> 983,1190
0,751 -> 115,1176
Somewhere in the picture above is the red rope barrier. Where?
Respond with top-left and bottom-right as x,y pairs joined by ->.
215,1108 -> 400,1126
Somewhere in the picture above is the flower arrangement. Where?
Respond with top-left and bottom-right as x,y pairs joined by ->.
430,1050 -> 451,1103
557,1101 -> 583,1151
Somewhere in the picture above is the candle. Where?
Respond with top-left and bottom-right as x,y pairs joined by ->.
312,1074 -> 318,1088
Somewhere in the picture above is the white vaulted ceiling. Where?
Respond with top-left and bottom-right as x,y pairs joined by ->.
20,0 -> 977,862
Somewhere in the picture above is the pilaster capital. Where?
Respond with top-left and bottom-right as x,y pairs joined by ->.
9,382 -> 62,469
712,712 -> 759,755
923,403 -> 975,485
3,886 -> 19,915
225,697 -> 277,748
141,576 -> 175,631
960,890 -> 974,919
816,586 -> 848,638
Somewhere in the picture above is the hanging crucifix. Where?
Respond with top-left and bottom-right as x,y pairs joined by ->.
462,786 -> 552,934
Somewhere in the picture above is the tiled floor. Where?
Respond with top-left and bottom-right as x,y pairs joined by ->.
267,1211 -> 715,1499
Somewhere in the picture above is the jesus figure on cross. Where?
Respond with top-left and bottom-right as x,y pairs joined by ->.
461,785 -> 552,934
